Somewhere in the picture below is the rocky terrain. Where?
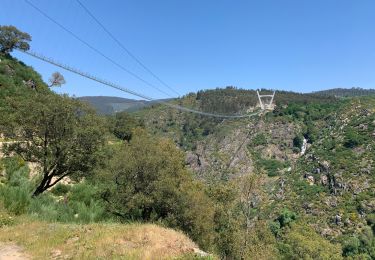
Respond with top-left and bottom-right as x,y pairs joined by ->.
137,93 -> 375,257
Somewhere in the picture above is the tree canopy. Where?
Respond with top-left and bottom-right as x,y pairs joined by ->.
3,93 -> 105,196
48,72 -> 66,88
0,25 -> 31,54
100,129 -> 215,249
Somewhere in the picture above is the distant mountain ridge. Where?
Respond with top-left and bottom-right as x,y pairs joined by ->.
79,87 -> 375,115
78,96 -> 172,114
312,87 -> 375,97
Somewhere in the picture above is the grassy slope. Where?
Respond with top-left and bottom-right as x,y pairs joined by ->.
0,215 -> 204,259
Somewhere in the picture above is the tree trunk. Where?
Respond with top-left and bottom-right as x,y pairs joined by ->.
32,175 -> 51,196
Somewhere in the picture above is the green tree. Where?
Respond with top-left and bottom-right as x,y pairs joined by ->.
242,221 -> 279,259
111,111 -> 142,141
278,209 -> 297,228
4,93 -> 105,196
344,128 -> 364,148
280,224 -> 343,259
102,129 -> 215,249
342,236 -> 361,257
207,182 -> 244,258
0,25 -> 31,54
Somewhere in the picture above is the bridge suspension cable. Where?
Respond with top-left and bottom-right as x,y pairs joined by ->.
19,49 -> 259,119
75,0 -> 181,97
23,0 -> 176,99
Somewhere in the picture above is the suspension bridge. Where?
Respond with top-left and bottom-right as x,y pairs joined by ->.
20,0 -> 276,119
20,50 -> 275,118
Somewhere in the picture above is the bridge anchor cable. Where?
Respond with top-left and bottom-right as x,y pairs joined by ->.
19,49 -> 270,119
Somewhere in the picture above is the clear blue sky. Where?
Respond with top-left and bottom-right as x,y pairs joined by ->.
1,0 -> 375,99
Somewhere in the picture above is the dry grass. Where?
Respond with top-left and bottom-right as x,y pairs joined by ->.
0,219 -> 206,259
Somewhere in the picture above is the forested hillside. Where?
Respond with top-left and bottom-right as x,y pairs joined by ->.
137,88 -> 375,259
313,87 -> 375,97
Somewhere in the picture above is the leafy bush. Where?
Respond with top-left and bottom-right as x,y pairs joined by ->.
342,236 -> 361,256
345,227 -> 375,259
101,129 -> 215,249
277,209 -> 297,228
279,224 -> 342,259
344,128 -> 365,148
28,194 -> 70,222
51,183 -> 71,196
110,111 -> 143,141
293,179 -> 326,199
29,182 -> 107,223
68,183 -> 107,223
292,147 -> 301,153
293,135 -> 303,148
0,203 -> 15,227
252,133 -> 267,146
366,213 -> 375,227
259,158 -> 284,177
1,186 -> 31,215
269,221 -> 281,236
0,156 -> 107,223
0,158 -> 32,215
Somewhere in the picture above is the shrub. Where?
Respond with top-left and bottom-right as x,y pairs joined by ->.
71,200 -> 106,223
28,194 -> 69,222
258,158 -> 284,177
281,224 -> 342,259
51,183 -> 71,196
277,209 -> 297,228
69,183 -> 101,205
293,135 -> 303,148
0,158 -> 32,215
29,182 -> 107,223
344,128 -> 364,148
342,236 -> 361,256
252,133 -> 267,146
0,212 -> 15,227
1,185 -> 31,215
101,129 -> 215,250
269,221 -> 281,236
292,147 -> 300,154
366,213 -> 375,227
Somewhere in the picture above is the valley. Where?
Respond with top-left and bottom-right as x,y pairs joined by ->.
1,24 -> 375,259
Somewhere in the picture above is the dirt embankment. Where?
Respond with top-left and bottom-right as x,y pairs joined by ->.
0,221 -> 210,259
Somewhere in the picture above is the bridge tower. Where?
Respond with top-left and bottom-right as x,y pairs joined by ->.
257,90 -> 275,110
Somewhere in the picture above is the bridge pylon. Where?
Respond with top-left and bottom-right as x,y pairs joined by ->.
257,90 -> 275,110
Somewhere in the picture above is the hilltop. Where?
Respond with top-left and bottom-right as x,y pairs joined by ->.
313,87 -> 375,98
79,87 -> 375,116
78,96 -> 173,114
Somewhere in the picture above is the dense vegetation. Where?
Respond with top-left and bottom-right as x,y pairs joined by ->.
1,27 -> 375,259
313,87 -> 375,98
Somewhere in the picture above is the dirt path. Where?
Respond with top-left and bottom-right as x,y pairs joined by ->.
0,243 -> 30,260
